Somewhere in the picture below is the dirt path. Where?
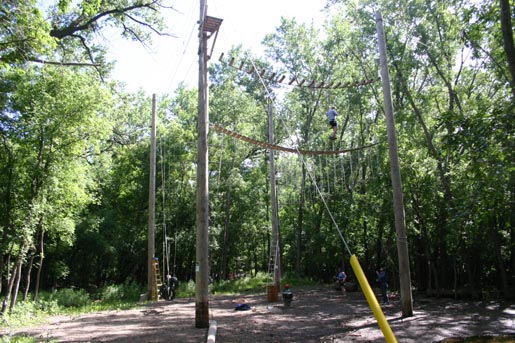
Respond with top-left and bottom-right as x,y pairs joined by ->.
2,286 -> 515,342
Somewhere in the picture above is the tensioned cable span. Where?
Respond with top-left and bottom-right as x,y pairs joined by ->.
211,123 -> 380,155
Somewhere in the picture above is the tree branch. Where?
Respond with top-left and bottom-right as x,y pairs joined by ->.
124,13 -> 176,37
29,58 -> 101,67
49,1 -> 161,39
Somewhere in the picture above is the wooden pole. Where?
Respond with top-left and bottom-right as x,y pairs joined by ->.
148,94 -> 157,300
375,12 -> 413,317
195,0 -> 210,328
268,101 -> 281,290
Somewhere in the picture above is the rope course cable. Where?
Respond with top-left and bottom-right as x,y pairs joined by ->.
218,52 -> 380,89
211,123 -> 380,155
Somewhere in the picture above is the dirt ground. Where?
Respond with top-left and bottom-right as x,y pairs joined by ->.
2,286 -> 515,342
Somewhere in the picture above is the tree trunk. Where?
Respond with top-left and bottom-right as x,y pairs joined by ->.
23,254 -> 34,301
499,0 -> 515,96
511,189 -> 515,299
375,219 -> 385,271
1,252 -> 23,315
491,214 -> 509,298
424,227 -> 433,292
295,164 -> 306,276
221,190 -> 231,279
0,153 -> 14,296
34,225 -> 45,301
0,254 -> 3,295
9,262 -> 22,313
360,153 -> 369,264
392,61 -> 455,288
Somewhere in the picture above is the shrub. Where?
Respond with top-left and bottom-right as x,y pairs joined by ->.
97,282 -> 143,302
50,288 -> 90,308
0,296 -> 59,329
0,335 -> 40,342
210,272 -> 270,295
176,280 -> 195,298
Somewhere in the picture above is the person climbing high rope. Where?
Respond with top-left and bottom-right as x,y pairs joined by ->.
326,106 -> 338,140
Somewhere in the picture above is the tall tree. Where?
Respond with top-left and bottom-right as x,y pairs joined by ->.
499,0 -> 515,96
0,65 -> 112,311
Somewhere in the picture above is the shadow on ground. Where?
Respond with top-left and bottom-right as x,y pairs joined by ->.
1,286 -> 514,342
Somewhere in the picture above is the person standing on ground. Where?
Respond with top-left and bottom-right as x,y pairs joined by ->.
376,267 -> 389,304
326,106 -> 338,140
337,267 -> 347,295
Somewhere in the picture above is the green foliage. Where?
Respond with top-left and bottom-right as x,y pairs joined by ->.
174,280 -> 194,298
0,0 -> 53,64
80,0 -> 102,16
206,273 -> 319,295
0,287 -> 144,339
0,335 -> 43,343
211,273 -> 269,295
281,272 -> 320,288
96,282 -> 144,303
49,289 -> 90,308
1,297 -> 59,328
175,276 -> 276,300
57,0 -> 71,13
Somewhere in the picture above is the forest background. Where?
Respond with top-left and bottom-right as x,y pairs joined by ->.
1,0 -> 515,316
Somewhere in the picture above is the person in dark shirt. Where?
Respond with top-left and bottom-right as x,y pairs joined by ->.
376,267 -> 389,304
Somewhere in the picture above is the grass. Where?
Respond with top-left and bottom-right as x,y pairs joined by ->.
0,283 -> 144,332
175,271 -> 321,297
0,298 -> 141,343
0,336 -> 50,343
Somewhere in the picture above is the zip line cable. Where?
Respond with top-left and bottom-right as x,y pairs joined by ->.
164,2 -> 198,93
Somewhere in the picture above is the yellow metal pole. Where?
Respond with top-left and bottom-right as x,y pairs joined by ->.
350,254 -> 397,343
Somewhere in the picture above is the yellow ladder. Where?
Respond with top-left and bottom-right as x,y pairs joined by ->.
151,258 -> 162,301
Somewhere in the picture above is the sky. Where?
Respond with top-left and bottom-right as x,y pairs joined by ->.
105,0 -> 329,95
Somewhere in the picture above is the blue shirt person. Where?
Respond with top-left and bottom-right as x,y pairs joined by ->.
326,106 -> 338,139
337,267 -> 347,294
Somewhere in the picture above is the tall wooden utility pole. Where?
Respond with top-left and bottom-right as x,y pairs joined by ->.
267,101 -> 281,290
196,0 -> 222,328
148,94 -> 157,300
375,12 -> 413,317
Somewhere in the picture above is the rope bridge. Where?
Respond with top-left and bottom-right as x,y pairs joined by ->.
211,124 -> 380,155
